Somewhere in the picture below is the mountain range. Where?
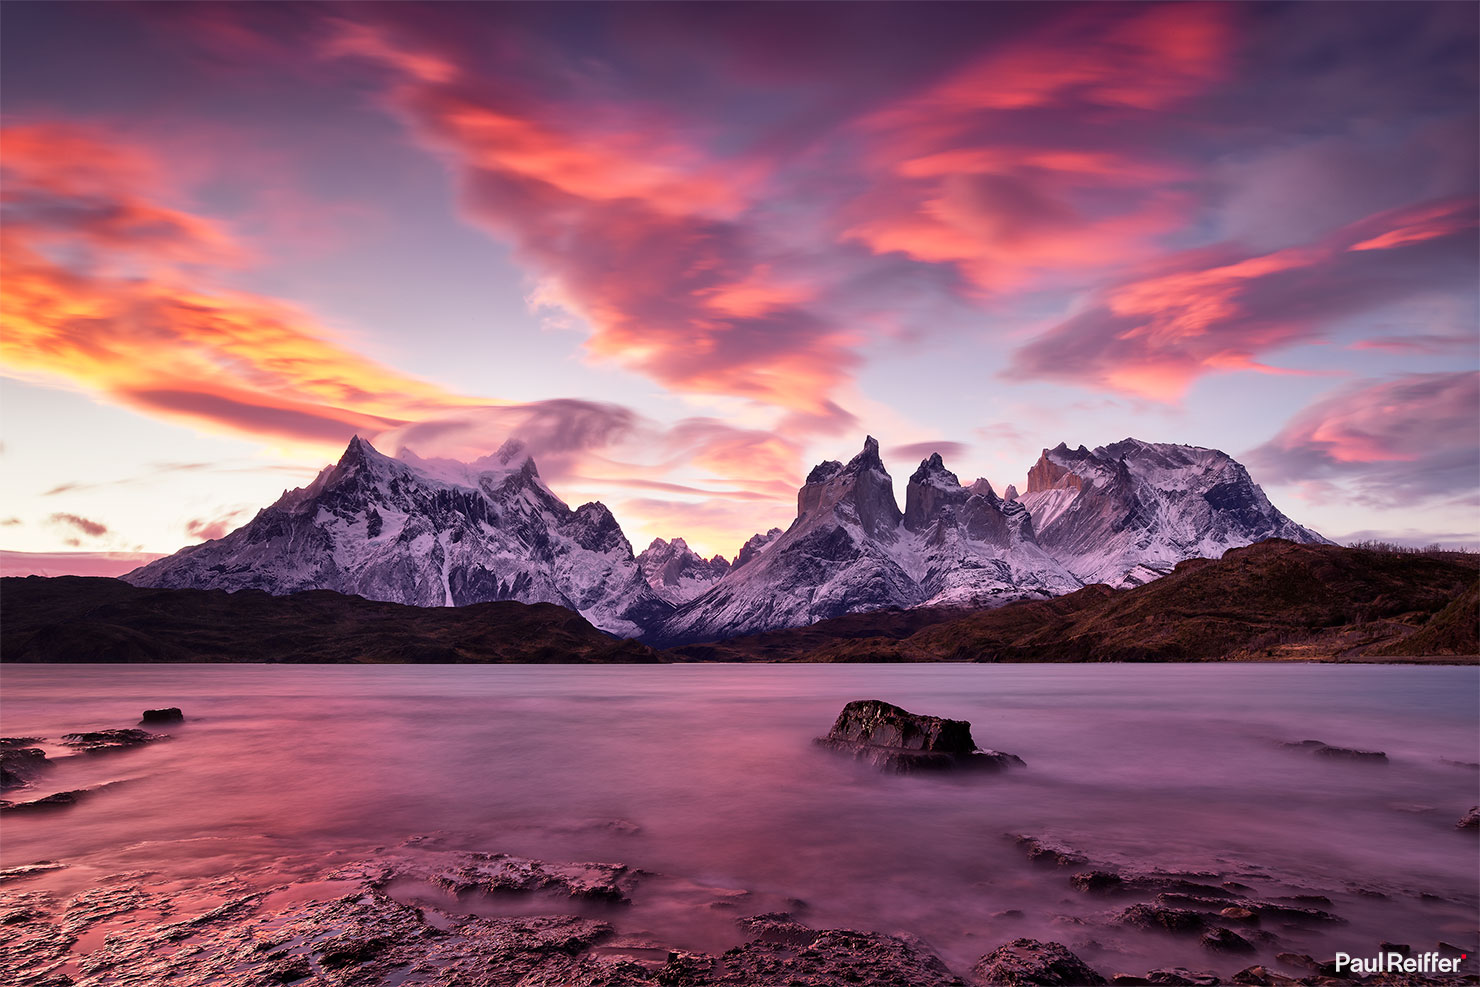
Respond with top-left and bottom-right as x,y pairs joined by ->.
123,434 -> 1329,644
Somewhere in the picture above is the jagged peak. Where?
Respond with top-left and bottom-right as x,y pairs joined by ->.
496,437 -> 528,464
643,537 -> 670,554
1003,484 -> 1019,501
968,477 -> 996,499
806,460 -> 844,484
339,434 -> 384,466
847,434 -> 885,472
909,453 -> 962,489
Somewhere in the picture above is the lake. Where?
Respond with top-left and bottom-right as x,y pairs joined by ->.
2,662 -> 1476,980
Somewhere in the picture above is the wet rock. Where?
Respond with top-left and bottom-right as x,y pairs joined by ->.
1230,966 -> 1299,985
0,862 -> 65,883
972,937 -> 1106,985
0,790 -> 87,813
1012,835 -> 1088,868
1119,969 -> 1221,986
1220,905 -> 1259,924
1071,871 -> 1125,893
1201,927 -> 1257,953
61,728 -> 161,753
1459,806 -> 1479,829
0,737 -> 44,748
674,926 -> 969,987
141,707 -> 185,724
0,745 -> 51,790
329,848 -> 639,903
1275,952 -> 1322,973
815,699 -> 1023,774
1116,903 -> 1206,933
1283,740 -> 1386,762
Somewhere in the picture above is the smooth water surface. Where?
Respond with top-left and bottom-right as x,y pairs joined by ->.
2,663 -> 1477,976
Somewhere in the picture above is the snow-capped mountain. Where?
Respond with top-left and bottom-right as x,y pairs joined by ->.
636,537 -> 731,605
650,437 -> 922,645
1017,439 -> 1330,587
649,438 -> 1080,646
123,436 -> 672,636
123,432 -> 1328,646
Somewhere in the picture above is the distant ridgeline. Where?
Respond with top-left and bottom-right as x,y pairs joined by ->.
3,541 -> 1475,662
114,434 -> 1334,647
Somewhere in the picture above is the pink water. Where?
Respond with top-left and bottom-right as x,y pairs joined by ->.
2,662 -> 1476,978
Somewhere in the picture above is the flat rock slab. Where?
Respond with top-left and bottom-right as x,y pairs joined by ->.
61,728 -> 163,753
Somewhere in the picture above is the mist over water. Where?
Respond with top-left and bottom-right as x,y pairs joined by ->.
2,663 -> 1477,978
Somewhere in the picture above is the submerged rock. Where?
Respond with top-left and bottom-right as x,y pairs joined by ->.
141,707 -> 184,724
1458,806 -> 1479,829
1282,740 -> 1386,762
61,728 -> 161,753
1116,903 -> 1207,933
815,699 -> 1023,773
0,790 -> 88,813
973,937 -> 1107,985
0,746 -> 51,791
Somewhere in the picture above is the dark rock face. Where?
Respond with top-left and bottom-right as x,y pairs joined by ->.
141,707 -> 184,724
815,700 -> 1024,774
972,937 -> 1107,986
61,729 -> 161,753
0,746 -> 50,791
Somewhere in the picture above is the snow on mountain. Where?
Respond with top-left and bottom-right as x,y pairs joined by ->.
649,439 -> 1081,645
650,437 -> 924,646
1017,439 -> 1331,588
122,432 -> 1330,646
636,537 -> 731,605
123,436 -> 672,637
901,453 -> 1082,607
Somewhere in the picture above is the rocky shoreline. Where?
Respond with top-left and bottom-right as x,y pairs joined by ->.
2,837 -> 1476,987
2,702 -> 1475,986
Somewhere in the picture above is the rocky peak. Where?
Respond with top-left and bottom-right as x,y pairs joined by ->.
733,528 -> 783,569
797,436 -> 902,538
1026,450 -> 1086,494
969,478 -> 997,500
1003,484 -> 1019,501
904,454 -> 969,533
806,460 -> 844,484
495,438 -> 530,467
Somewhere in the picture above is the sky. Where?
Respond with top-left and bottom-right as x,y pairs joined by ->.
1,0 -> 1477,571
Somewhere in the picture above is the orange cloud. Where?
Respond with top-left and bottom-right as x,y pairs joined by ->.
1010,198 -> 1480,398
0,125 -> 483,448
327,22 -> 858,423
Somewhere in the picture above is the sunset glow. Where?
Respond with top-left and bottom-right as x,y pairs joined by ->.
2,1 -> 1476,564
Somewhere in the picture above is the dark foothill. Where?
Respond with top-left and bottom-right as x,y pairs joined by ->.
140,708 -> 184,724
1200,927 -> 1256,953
61,729 -> 161,753
815,699 -> 1023,774
972,938 -> 1107,986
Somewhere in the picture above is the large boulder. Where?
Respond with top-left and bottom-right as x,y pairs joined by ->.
141,708 -> 184,724
814,700 -> 1023,773
973,938 -> 1106,985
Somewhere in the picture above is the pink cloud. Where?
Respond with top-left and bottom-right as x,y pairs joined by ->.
1009,198 -> 1480,398
1248,372 -> 1480,507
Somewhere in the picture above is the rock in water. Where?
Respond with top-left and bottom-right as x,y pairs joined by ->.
814,699 -> 1024,774
1459,806 -> 1479,829
973,938 -> 1107,985
141,707 -> 184,724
